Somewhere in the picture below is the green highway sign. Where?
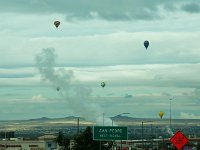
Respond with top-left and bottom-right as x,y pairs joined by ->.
93,126 -> 128,140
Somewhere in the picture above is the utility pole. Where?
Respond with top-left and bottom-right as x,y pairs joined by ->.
100,113 -> 105,150
5,127 -> 7,149
103,113 -> 105,126
142,121 -> 144,150
151,124 -> 153,150
170,98 -> 172,128
142,121 -> 153,150
77,117 -> 79,136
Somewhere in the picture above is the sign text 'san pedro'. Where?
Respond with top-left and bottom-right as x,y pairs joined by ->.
93,126 -> 128,140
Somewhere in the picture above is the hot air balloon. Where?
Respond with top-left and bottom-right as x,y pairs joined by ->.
144,40 -> 149,49
158,111 -> 164,119
56,87 -> 60,91
54,21 -> 60,28
101,82 -> 106,88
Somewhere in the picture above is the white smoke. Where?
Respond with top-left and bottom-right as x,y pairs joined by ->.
96,115 -> 114,126
35,48 -> 106,123
166,126 -> 174,136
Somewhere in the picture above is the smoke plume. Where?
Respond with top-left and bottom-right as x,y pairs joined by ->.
166,126 -> 174,136
35,48 -> 105,123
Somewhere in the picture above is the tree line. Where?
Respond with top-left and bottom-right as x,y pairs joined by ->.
56,126 -> 112,150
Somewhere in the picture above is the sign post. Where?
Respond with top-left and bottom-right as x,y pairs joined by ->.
93,126 -> 128,140
170,130 -> 188,150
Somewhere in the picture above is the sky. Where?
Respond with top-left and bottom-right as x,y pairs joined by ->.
0,0 -> 200,122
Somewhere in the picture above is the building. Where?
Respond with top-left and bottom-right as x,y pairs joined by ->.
0,134 -> 58,150
0,132 -> 14,139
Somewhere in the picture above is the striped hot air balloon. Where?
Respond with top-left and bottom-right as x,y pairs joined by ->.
54,21 -> 60,28
101,82 -> 106,88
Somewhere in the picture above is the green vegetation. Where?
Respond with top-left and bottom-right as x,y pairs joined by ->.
56,126 -> 113,150
73,126 -> 100,150
56,131 -> 70,150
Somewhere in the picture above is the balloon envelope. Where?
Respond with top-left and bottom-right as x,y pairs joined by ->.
158,111 -> 164,119
101,82 -> 106,88
144,40 -> 149,49
54,21 -> 60,28
56,87 -> 60,91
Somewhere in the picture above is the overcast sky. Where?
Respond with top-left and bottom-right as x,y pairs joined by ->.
0,0 -> 200,122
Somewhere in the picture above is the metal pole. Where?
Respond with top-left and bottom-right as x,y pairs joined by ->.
151,124 -> 153,150
111,112 -> 129,150
5,127 -> 6,139
77,117 -> 79,136
156,126 -> 158,150
141,121 -> 152,150
5,127 -> 7,149
100,113 -> 105,150
103,113 -> 105,126
142,121 -> 144,150
99,141 -> 101,150
112,119 -> 114,150
170,98 -> 172,128
112,119 -> 113,126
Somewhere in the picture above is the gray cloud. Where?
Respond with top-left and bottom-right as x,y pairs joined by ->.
35,48 -> 107,123
161,92 -> 171,97
0,0 -> 193,21
0,74 -> 34,78
181,3 -> 200,13
124,94 -> 133,99
0,0 -> 200,120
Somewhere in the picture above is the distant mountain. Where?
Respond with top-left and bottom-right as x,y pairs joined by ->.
27,116 -> 86,122
0,116 -> 200,127
111,115 -> 134,121
110,115 -> 200,126
111,115 -> 154,122
64,116 -> 85,120
28,117 -> 51,121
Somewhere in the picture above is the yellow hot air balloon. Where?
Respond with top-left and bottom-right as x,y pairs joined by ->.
158,111 -> 164,119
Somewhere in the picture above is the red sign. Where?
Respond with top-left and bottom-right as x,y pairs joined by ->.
170,130 -> 188,150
